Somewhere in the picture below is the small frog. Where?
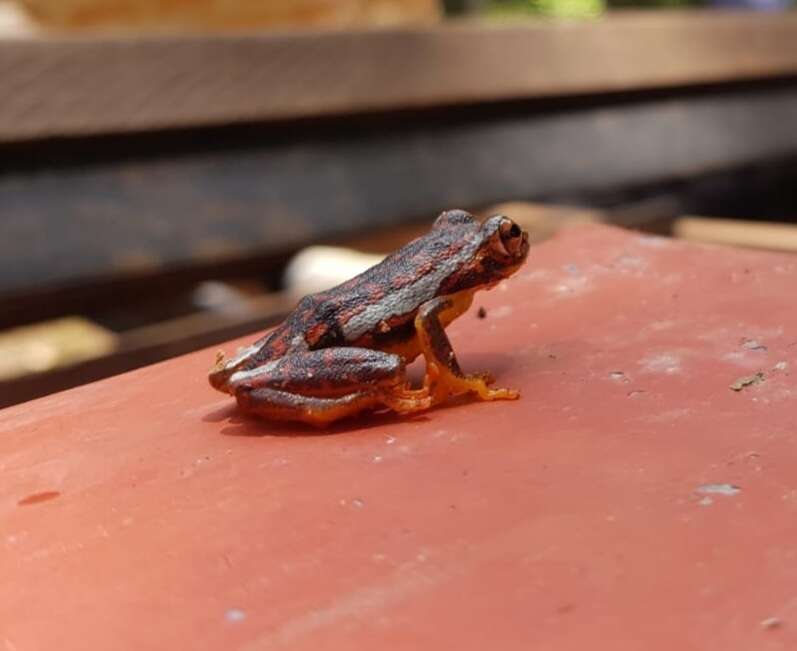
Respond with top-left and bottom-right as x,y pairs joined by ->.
209,209 -> 529,426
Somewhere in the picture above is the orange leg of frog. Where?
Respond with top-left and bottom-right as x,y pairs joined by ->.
414,295 -> 520,405
228,348 -> 431,427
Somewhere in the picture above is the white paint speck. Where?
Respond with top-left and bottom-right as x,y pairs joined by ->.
698,496 -> 714,507
520,269 -> 552,283
636,235 -> 670,248
553,276 -> 589,296
614,254 -> 646,270
487,305 -> 513,319
646,408 -> 691,423
351,498 -> 365,509
696,484 -> 741,496
372,456 -> 383,464
647,320 -> 677,332
723,351 -> 761,369
640,353 -> 681,374
226,608 -> 246,622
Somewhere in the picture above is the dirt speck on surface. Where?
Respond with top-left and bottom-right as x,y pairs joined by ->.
761,617 -> 782,630
476,306 -> 487,319
17,491 -> 61,506
741,338 -> 768,352
730,371 -> 765,392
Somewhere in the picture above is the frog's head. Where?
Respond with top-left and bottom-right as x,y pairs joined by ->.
481,214 -> 529,262
434,210 -> 529,294
470,214 -> 530,286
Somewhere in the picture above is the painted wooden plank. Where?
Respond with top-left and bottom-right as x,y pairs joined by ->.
3,224 -> 797,650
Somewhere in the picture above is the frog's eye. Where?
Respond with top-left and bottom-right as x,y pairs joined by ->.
496,218 -> 526,257
498,217 -> 521,239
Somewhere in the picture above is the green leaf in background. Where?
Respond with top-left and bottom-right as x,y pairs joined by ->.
487,0 -> 604,18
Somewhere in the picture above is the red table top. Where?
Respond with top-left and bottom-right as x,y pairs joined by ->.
3,224 -> 797,650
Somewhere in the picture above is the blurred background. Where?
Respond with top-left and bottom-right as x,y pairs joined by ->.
1,0 -> 796,407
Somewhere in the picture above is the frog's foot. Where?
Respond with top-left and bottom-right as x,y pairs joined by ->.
423,362 -> 518,404
415,298 -> 520,406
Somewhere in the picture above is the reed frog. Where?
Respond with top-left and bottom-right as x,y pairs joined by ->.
209,209 -> 529,426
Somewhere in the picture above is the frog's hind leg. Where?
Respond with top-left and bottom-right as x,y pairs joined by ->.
228,348 -> 431,426
414,296 -> 519,405
236,388 -> 397,427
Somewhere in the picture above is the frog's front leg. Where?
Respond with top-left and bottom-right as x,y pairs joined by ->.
414,296 -> 519,405
226,348 -> 431,426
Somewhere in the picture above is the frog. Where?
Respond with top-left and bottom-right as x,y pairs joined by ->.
209,209 -> 530,427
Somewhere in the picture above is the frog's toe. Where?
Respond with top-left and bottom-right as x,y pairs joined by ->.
464,376 -> 519,401
473,371 -> 496,385
381,387 -> 432,414
399,382 -> 432,399
482,386 -> 520,401
433,372 -> 519,403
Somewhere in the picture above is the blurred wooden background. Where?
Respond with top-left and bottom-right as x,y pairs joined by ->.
2,6 -> 797,406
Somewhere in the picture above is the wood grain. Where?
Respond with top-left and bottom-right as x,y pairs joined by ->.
3,12 -> 797,141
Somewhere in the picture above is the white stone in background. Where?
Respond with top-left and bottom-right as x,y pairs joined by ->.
0,1 -> 37,36
283,246 -> 385,300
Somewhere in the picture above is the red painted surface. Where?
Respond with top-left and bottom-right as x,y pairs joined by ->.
3,224 -> 797,650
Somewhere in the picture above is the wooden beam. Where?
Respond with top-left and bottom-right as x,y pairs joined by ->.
3,11 -> 797,141
0,293 -> 291,408
674,216 -> 797,253
3,85 -> 797,306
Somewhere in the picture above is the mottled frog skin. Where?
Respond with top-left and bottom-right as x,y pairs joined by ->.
209,209 -> 529,426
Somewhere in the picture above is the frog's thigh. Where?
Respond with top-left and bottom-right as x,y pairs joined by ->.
228,348 -> 411,398
414,296 -> 519,402
236,387 -> 385,427
231,348 -> 431,425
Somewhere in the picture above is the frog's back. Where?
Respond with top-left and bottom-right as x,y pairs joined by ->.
305,214 -> 482,350
250,211 -> 483,363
